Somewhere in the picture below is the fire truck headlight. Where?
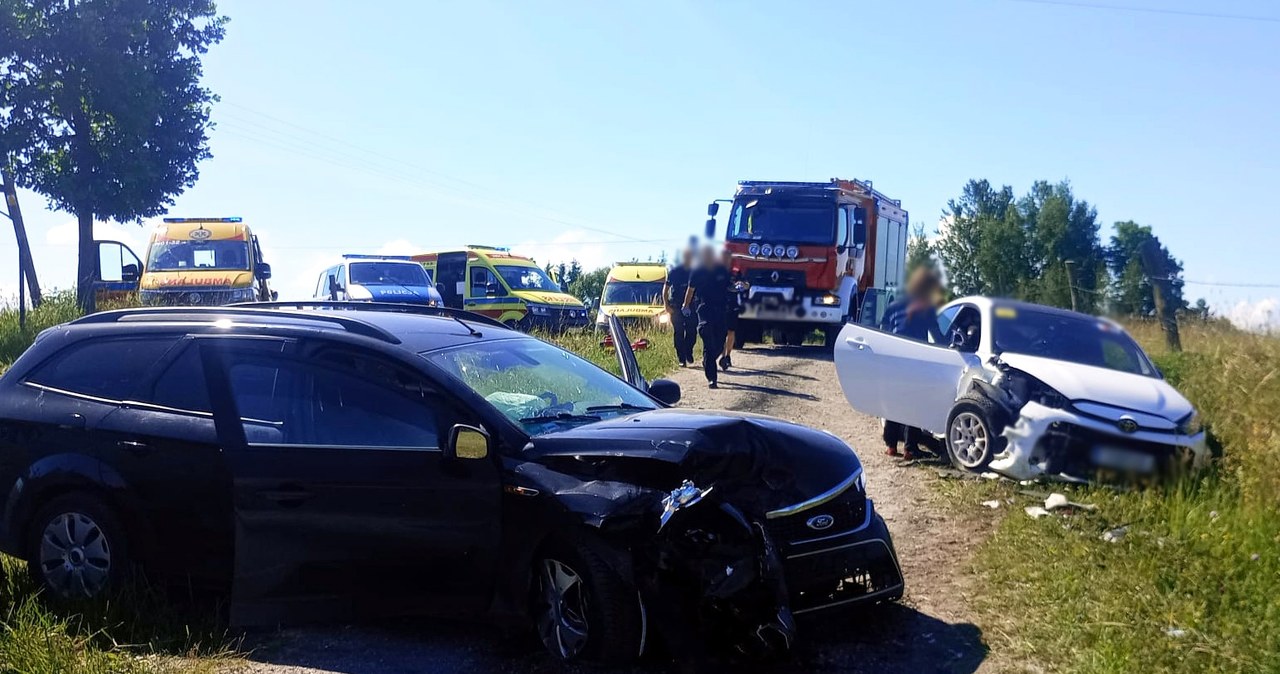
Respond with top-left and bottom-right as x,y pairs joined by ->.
774,245 -> 785,258
748,243 -> 761,257
761,244 -> 773,257
786,246 -> 799,259
816,293 -> 840,306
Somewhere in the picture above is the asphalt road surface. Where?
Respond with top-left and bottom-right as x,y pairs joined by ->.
225,344 -> 993,674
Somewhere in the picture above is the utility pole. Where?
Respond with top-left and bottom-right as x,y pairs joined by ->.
1,167 -> 43,308
1063,260 -> 1079,313
1139,239 -> 1181,352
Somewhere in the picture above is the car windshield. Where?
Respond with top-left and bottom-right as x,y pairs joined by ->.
496,265 -> 561,292
991,306 -> 1158,377
349,262 -> 431,286
424,338 -> 657,435
603,280 -> 664,305
147,240 -> 251,271
727,197 -> 835,245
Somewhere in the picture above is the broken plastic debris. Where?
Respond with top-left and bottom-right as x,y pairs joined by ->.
657,479 -> 713,531
981,471 -> 1001,480
1024,506 -> 1051,519
1044,492 -> 1098,512
1164,627 -> 1187,639
1252,553 -> 1261,562
981,500 -> 1002,509
1101,526 -> 1128,543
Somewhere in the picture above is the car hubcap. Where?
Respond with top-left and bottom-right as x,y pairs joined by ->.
534,558 -> 589,659
950,412 -> 989,467
39,512 -> 111,598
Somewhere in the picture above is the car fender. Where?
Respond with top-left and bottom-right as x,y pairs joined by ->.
2,453 -> 156,560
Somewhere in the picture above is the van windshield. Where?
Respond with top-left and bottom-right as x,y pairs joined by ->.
350,262 -> 431,286
495,265 -> 561,292
727,197 -> 835,245
147,240 -> 252,271
603,281 -> 664,305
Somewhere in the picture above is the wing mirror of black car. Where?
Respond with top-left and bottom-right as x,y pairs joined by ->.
121,263 -> 140,284
648,378 -> 681,406
446,424 -> 490,461
255,262 -> 272,280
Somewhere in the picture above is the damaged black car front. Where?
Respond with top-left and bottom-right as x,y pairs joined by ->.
423,316 -> 903,665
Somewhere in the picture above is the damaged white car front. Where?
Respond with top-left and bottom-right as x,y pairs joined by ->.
835,296 -> 1209,482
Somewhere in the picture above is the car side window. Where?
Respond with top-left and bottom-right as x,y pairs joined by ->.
27,337 -> 179,400
146,343 -> 212,413
226,356 -> 441,449
470,267 -> 494,296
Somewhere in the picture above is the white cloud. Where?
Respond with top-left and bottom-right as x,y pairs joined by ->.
1226,297 -> 1280,332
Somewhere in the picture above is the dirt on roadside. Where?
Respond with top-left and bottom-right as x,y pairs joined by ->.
226,344 -> 998,674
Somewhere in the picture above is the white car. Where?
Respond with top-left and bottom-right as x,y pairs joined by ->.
834,296 -> 1208,481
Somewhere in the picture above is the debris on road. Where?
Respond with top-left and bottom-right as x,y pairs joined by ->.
1043,492 -> 1097,512
1025,506 -> 1051,519
1164,627 -> 1188,639
981,500 -> 1002,509
1101,526 -> 1129,543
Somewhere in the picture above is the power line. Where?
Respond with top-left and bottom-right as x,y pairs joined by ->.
1178,278 -> 1280,289
1007,0 -> 1280,23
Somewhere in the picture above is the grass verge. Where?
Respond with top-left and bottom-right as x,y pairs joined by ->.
955,320 -> 1280,674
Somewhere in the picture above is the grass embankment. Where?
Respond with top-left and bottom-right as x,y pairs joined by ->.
0,297 -> 680,673
961,320 -> 1280,673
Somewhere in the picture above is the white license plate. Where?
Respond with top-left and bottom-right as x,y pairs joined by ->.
1091,445 -> 1157,473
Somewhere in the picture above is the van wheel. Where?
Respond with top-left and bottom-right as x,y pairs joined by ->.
27,494 -> 130,599
533,538 -> 643,664
945,394 -> 1008,472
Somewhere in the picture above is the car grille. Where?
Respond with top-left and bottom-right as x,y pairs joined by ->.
745,268 -> 806,288
764,486 -> 867,546
1038,422 -> 1193,477
786,539 -> 902,614
144,289 -> 239,306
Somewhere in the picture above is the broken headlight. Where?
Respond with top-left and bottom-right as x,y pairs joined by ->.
1178,410 -> 1203,436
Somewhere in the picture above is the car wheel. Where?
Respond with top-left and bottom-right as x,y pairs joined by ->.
946,394 -> 1008,472
533,539 -> 643,664
27,494 -> 130,600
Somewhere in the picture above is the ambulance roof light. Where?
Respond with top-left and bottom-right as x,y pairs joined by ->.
162,217 -> 243,223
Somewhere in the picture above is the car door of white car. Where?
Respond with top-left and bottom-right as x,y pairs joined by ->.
834,322 -> 975,434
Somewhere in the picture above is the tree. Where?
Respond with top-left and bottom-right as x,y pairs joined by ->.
1,0 -> 227,309
1019,180 -> 1104,312
1105,220 -> 1185,316
905,223 -> 934,273
936,179 -> 1017,296
568,266 -> 609,306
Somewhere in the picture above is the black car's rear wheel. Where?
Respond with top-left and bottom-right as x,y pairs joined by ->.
27,494 -> 129,599
533,538 -> 643,664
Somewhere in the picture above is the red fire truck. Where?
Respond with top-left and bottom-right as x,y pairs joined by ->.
705,179 -> 909,348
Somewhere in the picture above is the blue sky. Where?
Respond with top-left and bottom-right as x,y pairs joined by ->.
5,0 -> 1278,326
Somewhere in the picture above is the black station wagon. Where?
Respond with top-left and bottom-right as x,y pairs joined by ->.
0,303 -> 902,664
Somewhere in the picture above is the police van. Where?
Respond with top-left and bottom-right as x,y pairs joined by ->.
312,254 -> 443,305
414,245 -> 588,331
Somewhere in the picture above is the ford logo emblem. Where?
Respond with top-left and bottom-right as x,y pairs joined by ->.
1117,417 -> 1139,434
806,514 -> 835,531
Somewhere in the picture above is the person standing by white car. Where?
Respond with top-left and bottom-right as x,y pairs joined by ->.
877,267 -> 945,460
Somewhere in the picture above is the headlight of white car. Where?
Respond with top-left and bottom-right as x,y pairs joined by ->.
1178,410 -> 1203,436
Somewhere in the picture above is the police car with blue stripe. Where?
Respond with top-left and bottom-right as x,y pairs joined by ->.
313,255 -> 444,306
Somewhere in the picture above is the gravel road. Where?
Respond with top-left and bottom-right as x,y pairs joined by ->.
225,344 -> 993,674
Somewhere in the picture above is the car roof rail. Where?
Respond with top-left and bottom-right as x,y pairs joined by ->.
71,306 -> 403,344
229,301 -> 513,330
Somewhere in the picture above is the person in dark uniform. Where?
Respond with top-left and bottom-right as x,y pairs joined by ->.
719,248 -> 748,371
683,245 -> 731,388
664,247 -> 696,366
879,266 -> 945,459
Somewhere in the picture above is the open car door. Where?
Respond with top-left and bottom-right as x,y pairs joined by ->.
833,322 -> 975,435
93,240 -> 143,307
607,314 -> 647,391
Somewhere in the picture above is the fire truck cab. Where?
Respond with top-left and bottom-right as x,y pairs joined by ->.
706,179 -> 908,347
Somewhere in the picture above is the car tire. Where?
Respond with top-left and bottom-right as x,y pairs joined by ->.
532,537 -> 644,665
945,394 -> 1008,472
26,493 -> 131,600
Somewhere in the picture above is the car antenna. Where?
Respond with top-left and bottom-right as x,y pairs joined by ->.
451,314 -> 483,337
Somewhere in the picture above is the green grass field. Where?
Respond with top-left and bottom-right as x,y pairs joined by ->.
961,320 -> 1280,674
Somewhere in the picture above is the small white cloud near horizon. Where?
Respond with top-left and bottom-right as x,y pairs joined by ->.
1226,297 -> 1279,332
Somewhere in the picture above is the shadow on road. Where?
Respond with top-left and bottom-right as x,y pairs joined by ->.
717,380 -> 819,401
243,602 -> 986,674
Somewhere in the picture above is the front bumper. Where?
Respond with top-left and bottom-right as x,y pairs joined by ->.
990,401 -> 1210,481
739,287 -> 848,325
140,288 -> 254,306
768,498 -> 903,615
520,309 -> 590,332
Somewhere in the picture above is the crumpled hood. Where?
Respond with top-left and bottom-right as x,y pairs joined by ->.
524,408 -> 862,518
1000,352 -> 1194,422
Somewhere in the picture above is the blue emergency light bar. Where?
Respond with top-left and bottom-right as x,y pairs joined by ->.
162,217 -> 243,223
341,254 -> 412,260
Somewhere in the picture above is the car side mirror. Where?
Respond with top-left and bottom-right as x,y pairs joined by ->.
255,262 -> 272,280
121,263 -> 140,284
705,218 -> 717,240
707,202 -> 719,217
648,378 -> 681,406
949,329 -> 966,350
328,275 -> 341,301
446,424 -> 490,460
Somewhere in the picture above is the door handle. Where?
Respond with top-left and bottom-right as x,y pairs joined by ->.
116,439 -> 150,455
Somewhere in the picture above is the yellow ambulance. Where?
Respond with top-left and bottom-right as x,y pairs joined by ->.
595,262 -> 670,330
414,245 -> 589,331
134,218 -> 274,305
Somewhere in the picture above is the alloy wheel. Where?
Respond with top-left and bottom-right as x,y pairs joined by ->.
949,411 -> 990,468
534,558 -> 590,659
39,512 -> 112,598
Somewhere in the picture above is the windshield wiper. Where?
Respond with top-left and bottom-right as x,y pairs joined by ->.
585,403 -> 654,413
518,412 -> 602,424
